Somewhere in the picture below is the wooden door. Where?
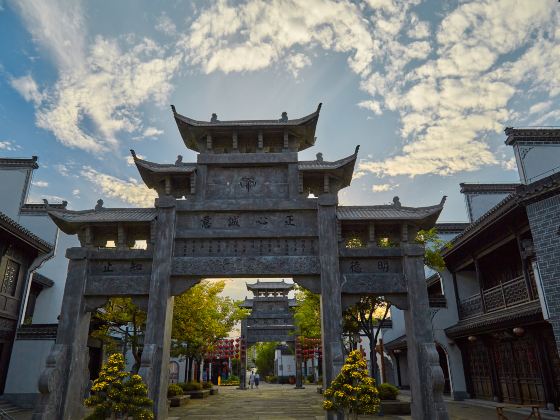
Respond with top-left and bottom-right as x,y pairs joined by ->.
466,341 -> 493,399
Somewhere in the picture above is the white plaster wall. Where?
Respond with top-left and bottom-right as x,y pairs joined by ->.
380,306 -> 405,343
456,271 -> 478,300
18,214 -> 58,244
4,339 -> 54,394
32,233 -> 79,323
467,193 -> 511,222
516,144 -> 560,184
275,353 -> 295,376
0,168 -> 29,219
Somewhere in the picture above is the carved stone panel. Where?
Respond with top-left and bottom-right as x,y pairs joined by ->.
206,167 -> 289,199
172,256 -> 320,277
339,258 -> 402,274
174,238 -> 318,257
88,259 -> 152,276
175,211 -> 318,235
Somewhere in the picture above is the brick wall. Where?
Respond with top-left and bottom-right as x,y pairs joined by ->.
526,194 -> 560,354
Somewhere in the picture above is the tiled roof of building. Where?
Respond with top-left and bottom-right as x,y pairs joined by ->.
33,272 -> 54,288
337,197 -> 445,227
240,298 -> 297,308
505,126 -> 560,145
0,156 -> 39,169
0,210 -> 53,252
445,300 -> 542,338
131,151 -> 196,174
435,222 -> 469,232
49,208 -> 156,234
459,183 -> 519,193
383,334 -> 407,351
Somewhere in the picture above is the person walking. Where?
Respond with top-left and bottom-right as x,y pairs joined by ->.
249,370 -> 255,389
254,372 -> 260,388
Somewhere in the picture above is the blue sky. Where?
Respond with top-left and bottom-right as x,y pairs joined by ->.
1,0 -> 559,223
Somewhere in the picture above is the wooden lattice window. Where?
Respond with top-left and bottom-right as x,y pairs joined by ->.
1,259 -> 20,296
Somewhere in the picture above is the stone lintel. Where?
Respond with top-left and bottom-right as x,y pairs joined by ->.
317,194 -> 337,206
339,247 -> 405,258
197,152 -> 298,165
293,276 -> 321,293
65,247 -> 153,260
170,277 -> 201,296
175,198 -> 318,212
85,275 -> 150,296
172,256 -> 320,276
341,273 -> 407,294
174,227 -> 318,239
401,243 -> 425,256
155,195 -> 176,208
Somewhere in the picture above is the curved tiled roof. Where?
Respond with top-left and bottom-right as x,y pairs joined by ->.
298,147 -> 359,171
337,197 -> 445,227
246,280 -> 293,290
173,104 -> 322,152
49,208 -> 157,234
0,211 -> 53,252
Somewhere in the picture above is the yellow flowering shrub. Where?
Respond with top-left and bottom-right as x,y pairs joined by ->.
84,353 -> 153,419
322,350 -> 380,419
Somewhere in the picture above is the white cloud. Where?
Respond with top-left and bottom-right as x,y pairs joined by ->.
10,75 -> 43,104
358,100 -> 382,115
371,183 -> 398,192
72,188 -> 80,197
529,101 -> 552,115
32,180 -> 49,187
54,163 -> 70,176
12,1 -> 182,153
143,127 -> 164,138
81,166 -> 157,207
501,157 -> 517,171
126,153 -> 145,165
155,13 -> 177,36
180,0 -> 376,76
0,140 -> 20,151
286,53 -> 311,77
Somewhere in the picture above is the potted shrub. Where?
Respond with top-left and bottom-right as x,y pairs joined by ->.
168,384 -> 188,407
179,381 -> 209,399
377,383 -> 410,415
322,350 -> 380,420
84,353 -> 153,419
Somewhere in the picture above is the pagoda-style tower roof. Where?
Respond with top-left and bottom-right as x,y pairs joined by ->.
130,150 -> 197,197
299,146 -> 359,193
240,298 -> 297,308
172,103 -> 322,153
246,279 -> 294,292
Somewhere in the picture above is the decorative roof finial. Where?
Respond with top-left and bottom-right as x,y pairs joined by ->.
175,155 -> 183,165
316,152 -> 323,162
62,201 -> 68,208
392,196 -> 401,208
130,149 -> 137,159
354,145 -> 360,155
170,104 -> 176,113
280,112 -> 288,123
211,113 -> 218,123
95,199 -> 104,211
42,199 -> 49,207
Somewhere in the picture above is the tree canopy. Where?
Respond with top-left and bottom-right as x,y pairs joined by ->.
292,286 -> 321,338
171,280 -> 248,360
253,342 -> 278,377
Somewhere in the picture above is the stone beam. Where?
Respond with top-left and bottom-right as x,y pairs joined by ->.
85,275 -> 150,296
341,273 -> 406,294
292,276 -> 320,293
172,256 -> 320,277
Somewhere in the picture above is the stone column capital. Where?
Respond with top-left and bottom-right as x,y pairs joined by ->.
155,196 -> 176,208
317,194 -> 338,206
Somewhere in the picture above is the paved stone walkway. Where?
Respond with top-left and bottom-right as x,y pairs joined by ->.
169,383 -> 560,420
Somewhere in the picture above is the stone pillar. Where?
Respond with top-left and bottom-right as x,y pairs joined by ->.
317,194 -> 344,420
33,254 -> 91,420
295,341 -> 304,389
139,196 -> 176,419
403,252 -> 449,420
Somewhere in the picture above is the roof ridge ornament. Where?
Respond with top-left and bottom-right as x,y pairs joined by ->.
279,111 -> 288,123
211,113 -> 218,123
170,104 -> 176,114
130,149 -> 137,159
175,155 -> 183,165
355,145 -> 360,155
392,196 -> 401,208
316,152 -> 323,162
95,199 -> 104,211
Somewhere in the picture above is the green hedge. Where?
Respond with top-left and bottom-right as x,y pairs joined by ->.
167,384 -> 183,397
179,381 -> 202,392
378,383 -> 399,400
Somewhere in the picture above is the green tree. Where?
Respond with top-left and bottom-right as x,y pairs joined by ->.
343,297 -> 390,378
91,298 -> 146,373
293,286 -> 321,338
323,350 -> 380,419
254,342 -> 278,377
84,353 -> 153,420
171,280 -> 248,377
416,227 -> 449,272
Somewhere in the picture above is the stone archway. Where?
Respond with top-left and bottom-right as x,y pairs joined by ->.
32,105 -> 449,420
